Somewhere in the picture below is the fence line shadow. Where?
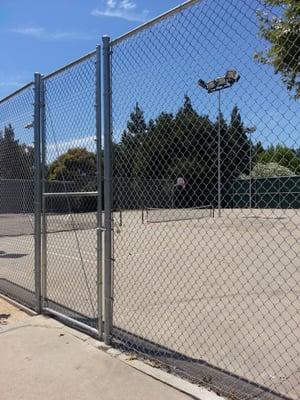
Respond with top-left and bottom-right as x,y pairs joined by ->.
112,326 -> 293,400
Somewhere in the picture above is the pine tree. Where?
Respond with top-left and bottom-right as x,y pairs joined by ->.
228,106 -> 250,178
121,102 -> 146,146
0,124 -> 34,179
118,103 -> 147,178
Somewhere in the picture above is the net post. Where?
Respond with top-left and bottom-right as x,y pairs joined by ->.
102,35 -> 113,345
96,43 -> 103,340
34,72 -> 42,314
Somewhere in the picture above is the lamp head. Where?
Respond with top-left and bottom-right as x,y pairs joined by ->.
207,80 -> 217,92
198,70 -> 240,93
225,70 -> 240,84
198,79 -> 207,89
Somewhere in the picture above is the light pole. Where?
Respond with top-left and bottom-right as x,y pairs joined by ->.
245,127 -> 256,211
198,70 -> 240,217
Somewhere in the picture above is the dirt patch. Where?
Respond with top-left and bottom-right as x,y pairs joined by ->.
0,297 -> 31,327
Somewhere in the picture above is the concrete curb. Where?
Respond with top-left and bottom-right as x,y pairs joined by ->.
56,321 -> 225,400
106,348 -> 225,400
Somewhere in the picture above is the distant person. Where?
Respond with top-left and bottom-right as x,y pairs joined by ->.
174,177 -> 186,208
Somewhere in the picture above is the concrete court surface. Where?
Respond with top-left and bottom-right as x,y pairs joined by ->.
0,314 -> 196,400
0,208 -> 299,399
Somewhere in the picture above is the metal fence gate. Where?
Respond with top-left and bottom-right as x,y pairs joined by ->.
40,50 -> 103,336
0,1 -> 299,399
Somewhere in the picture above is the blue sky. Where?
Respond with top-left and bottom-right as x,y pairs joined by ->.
0,0 -> 183,98
0,0 -> 299,156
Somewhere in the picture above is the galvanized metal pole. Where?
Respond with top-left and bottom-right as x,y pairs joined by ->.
96,44 -> 103,340
217,90 -> 221,217
249,132 -> 252,211
34,72 -> 42,313
102,35 -> 113,345
40,77 -> 47,307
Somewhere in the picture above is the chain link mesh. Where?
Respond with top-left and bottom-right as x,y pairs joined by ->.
0,84 -> 35,307
0,0 -> 299,398
110,1 -> 299,399
42,53 -> 99,327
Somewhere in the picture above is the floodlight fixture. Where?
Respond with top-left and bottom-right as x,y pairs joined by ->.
225,69 -> 240,84
198,69 -> 240,93
216,76 -> 226,87
207,80 -> 218,92
198,79 -> 207,90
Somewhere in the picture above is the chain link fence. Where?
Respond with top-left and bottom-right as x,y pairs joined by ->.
0,0 -> 299,399
0,84 -> 36,308
110,1 -> 299,399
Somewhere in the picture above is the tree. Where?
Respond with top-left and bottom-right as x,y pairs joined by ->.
227,106 -> 250,178
134,111 -> 175,180
121,102 -> 146,148
114,98 -> 256,208
117,103 -> 147,178
47,147 -> 98,212
254,141 -> 265,159
255,0 -> 300,99
0,124 -> 34,180
48,147 -> 97,184
256,144 -> 300,174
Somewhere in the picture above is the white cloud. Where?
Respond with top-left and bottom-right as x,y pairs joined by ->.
0,81 -> 24,88
120,0 -> 136,10
107,0 -> 117,7
91,0 -> 148,22
11,27 -> 44,38
10,27 -> 93,41
47,136 -> 97,158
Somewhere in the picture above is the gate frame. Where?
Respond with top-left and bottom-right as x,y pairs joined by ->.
39,48 -> 104,339
33,72 -> 42,314
102,35 -> 113,345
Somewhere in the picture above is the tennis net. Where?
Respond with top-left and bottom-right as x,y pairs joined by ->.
143,206 -> 214,224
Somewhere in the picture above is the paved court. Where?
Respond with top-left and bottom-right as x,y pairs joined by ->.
0,208 -> 299,399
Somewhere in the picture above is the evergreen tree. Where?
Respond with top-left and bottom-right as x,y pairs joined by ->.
228,106 -> 250,178
118,103 -> 147,178
0,124 -> 34,180
121,102 -> 146,147
113,98 -> 260,208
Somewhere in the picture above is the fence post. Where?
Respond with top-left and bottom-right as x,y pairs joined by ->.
102,35 -> 113,345
40,77 -> 47,308
96,44 -> 103,340
34,72 -> 42,313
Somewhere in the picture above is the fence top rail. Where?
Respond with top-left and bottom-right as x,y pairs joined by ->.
42,49 -> 97,81
0,81 -> 33,105
111,0 -> 200,47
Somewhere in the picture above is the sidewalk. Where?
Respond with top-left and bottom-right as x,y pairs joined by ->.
0,300 -> 194,400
